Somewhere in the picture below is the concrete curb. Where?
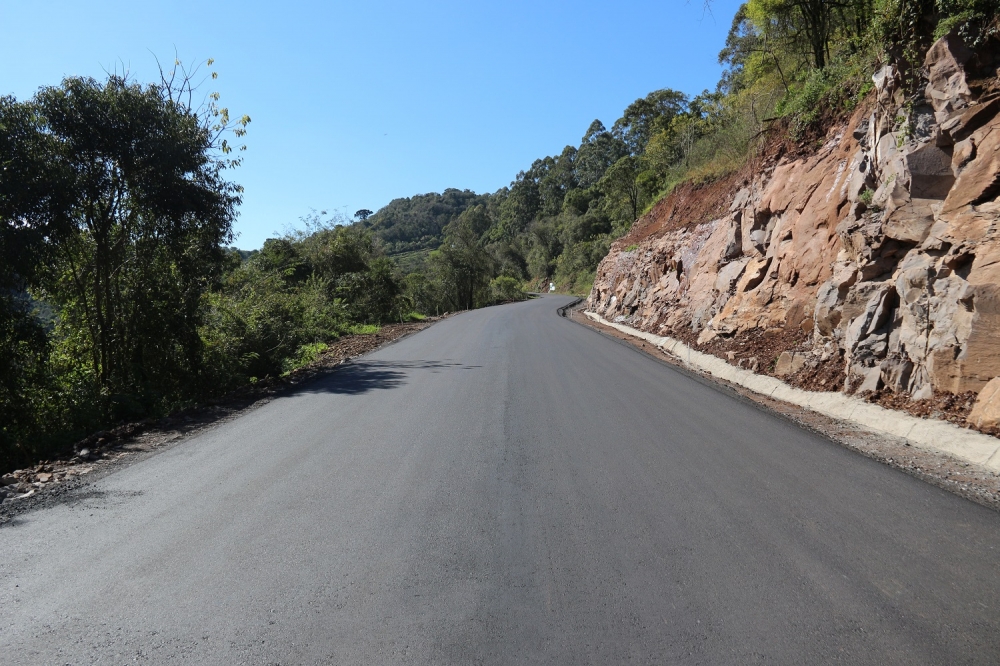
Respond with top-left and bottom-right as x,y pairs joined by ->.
585,311 -> 1000,472
557,297 -> 584,317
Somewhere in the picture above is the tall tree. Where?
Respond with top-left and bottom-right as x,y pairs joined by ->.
747,0 -> 841,69
575,120 -> 627,188
0,96 -> 69,464
497,172 -> 542,240
430,208 -> 494,311
612,89 -> 688,155
599,156 -> 643,226
33,74 -> 243,415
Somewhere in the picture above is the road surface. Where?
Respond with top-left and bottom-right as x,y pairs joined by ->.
3,295 -> 1000,664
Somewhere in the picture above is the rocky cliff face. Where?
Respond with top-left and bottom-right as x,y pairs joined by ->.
588,34 -> 1000,424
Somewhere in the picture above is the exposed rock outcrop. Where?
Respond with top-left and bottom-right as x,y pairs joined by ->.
588,33 -> 1000,430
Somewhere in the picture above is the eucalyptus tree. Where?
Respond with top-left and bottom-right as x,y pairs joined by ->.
575,120 -> 627,189
612,89 -> 688,156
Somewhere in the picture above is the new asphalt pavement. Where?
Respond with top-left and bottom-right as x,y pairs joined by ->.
3,295 -> 1000,664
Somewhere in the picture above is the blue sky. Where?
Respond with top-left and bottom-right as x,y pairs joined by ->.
1,0 -> 742,249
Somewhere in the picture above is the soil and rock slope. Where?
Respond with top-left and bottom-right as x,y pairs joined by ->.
588,33 -> 1000,434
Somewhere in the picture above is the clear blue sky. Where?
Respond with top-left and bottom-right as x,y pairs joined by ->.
1,0 -> 742,249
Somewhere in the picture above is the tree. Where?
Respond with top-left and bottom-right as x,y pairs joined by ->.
430,208 -> 494,310
746,0 -> 843,69
719,3 -> 792,94
575,120 -> 627,188
537,147 -> 578,217
612,89 -> 688,155
599,156 -> 643,227
32,74 -> 243,416
296,224 -> 372,280
497,172 -> 541,240
355,209 -> 373,221
361,189 -> 488,254
340,256 -> 401,323
0,96 -> 68,466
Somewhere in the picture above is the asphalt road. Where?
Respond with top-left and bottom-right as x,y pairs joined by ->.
3,295 -> 1000,664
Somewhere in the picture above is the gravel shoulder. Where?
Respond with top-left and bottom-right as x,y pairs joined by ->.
0,320 -> 438,526
569,304 -> 1000,513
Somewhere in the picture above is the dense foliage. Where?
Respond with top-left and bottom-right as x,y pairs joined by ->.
361,189 -> 490,255
0,68 -> 430,471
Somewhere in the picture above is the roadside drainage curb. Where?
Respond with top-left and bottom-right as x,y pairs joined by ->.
557,297 -> 584,317
585,311 -> 1000,472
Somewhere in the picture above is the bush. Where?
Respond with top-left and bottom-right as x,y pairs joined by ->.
490,276 -> 526,303
282,342 -> 329,374
935,0 -> 1000,43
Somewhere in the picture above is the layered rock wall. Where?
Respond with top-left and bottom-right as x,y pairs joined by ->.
589,34 -> 1000,418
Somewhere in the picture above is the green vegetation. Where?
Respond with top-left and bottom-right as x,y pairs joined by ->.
361,189 -> 490,255
0,64 -> 253,470
0,64 -> 482,472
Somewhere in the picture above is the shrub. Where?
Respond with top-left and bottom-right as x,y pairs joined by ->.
490,276 -> 526,303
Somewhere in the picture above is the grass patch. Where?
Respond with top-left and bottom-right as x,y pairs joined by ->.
346,323 -> 381,335
281,341 -> 329,374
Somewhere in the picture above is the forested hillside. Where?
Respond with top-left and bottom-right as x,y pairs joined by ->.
361,189 -> 489,255
2,0 -> 998,472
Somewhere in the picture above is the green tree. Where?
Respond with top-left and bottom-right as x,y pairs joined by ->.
362,188 -> 488,254
612,89 -> 688,155
497,172 -> 541,240
575,120 -> 627,188
340,256 -> 401,323
430,208 -> 494,310
598,155 -> 643,228
32,74 -> 243,417
0,96 -> 69,462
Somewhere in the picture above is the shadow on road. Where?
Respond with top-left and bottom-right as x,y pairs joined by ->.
299,359 -> 481,396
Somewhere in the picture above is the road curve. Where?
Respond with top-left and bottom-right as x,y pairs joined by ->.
3,295 -> 1000,664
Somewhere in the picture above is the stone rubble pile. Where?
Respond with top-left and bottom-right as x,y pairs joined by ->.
0,459 -> 96,503
588,32 -> 1000,430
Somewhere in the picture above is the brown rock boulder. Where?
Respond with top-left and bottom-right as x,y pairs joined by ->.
968,376 -> 1000,429
884,198 -> 940,243
924,33 -> 973,116
940,97 -> 1000,145
942,113 -> 1000,213
906,142 -> 956,199
774,351 -> 809,376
